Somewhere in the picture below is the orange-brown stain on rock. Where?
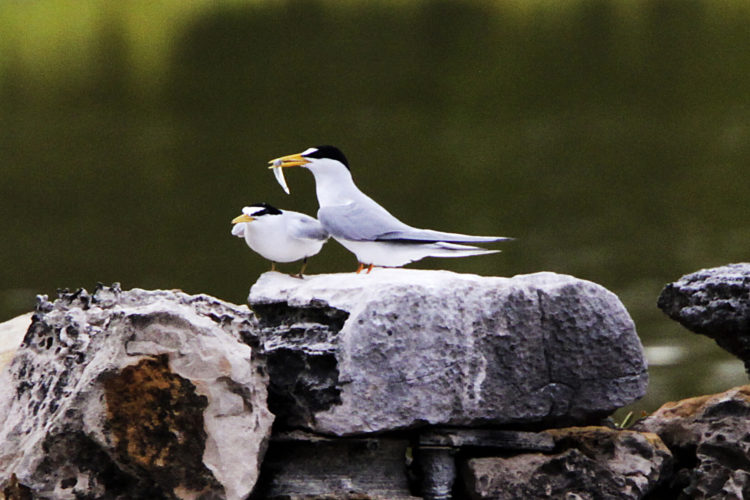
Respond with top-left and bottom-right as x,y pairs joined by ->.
650,384 -> 750,420
103,355 -> 222,495
545,425 -> 670,455
1,473 -> 33,500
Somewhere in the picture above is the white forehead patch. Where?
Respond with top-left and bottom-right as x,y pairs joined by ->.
300,147 -> 318,156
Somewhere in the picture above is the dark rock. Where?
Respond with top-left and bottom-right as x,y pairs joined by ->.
634,385 -> 750,499
418,446 -> 456,500
414,429 -> 556,498
249,269 -> 648,436
0,474 -> 34,500
253,301 -> 346,429
461,426 -> 672,499
0,285 -> 273,500
418,428 -> 555,452
256,431 -> 419,500
658,263 -> 750,374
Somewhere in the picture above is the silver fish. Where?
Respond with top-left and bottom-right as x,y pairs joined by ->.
272,163 -> 290,195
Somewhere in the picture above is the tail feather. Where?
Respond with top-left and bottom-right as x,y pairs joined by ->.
378,228 -> 511,244
425,242 -> 500,259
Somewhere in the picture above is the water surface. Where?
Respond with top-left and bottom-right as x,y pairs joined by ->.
2,0 -> 748,415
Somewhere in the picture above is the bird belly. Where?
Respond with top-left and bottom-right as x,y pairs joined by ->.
335,239 -> 434,267
336,238 -> 499,267
245,229 -> 322,263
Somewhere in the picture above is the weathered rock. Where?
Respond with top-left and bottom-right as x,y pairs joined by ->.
0,312 -> 32,371
415,428 -> 557,499
418,428 -> 556,451
249,269 -> 648,436
0,284 -> 273,500
256,431 -> 419,500
658,263 -> 750,374
461,426 -> 672,499
634,385 -> 750,499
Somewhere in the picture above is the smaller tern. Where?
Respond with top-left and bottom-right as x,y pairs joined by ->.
231,203 -> 329,277
268,146 -> 511,272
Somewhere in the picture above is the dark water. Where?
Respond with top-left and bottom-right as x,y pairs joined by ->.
2,0 -> 749,416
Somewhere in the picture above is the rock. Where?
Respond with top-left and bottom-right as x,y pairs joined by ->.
249,269 -> 648,436
415,428 -> 557,499
657,263 -> 750,374
0,284 -> 273,500
634,385 -> 750,499
418,428 -> 556,451
461,426 -> 672,500
0,312 -> 32,371
257,431 -> 419,500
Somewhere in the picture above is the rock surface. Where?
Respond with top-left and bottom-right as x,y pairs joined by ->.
249,269 -> 648,436
634,385 -> 750,499
257,432 -> 419,500
0,312 -> 32,371
461,426 -> 672,500
0,284 -> 273,500
658,263 -> 750,374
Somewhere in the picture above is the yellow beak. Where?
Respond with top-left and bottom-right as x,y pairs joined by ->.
268,152 -> 310,169
231,214 -> 254,224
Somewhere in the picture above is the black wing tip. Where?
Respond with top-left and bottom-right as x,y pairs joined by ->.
375,235 -> 514,244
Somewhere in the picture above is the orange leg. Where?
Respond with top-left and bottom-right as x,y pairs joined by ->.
356,262 -> 365,274
366,263 -> 374,274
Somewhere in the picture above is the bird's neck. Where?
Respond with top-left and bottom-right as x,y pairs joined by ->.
312,169 -> 360,207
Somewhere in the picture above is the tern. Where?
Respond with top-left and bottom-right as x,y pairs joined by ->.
269,146 -> 510,273
231,203 -> 329,277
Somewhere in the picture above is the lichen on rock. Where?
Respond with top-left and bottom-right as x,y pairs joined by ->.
462,426 -> 672,499
634,385 -> 750,499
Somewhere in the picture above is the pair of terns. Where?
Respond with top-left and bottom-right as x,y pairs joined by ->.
232,146 -> 509,276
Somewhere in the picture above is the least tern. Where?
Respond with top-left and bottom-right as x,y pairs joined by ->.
231,203 -> 329,277
269,146 -> 510,272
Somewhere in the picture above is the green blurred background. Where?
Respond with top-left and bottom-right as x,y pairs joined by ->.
1,0 -> 748,416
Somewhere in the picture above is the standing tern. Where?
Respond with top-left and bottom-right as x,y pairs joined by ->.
269,146 -> 510,272
231,203 -> 329,277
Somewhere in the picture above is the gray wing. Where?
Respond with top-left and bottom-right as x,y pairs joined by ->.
286,212 -> 330,241
318,202 -> 509,243
318,201 -> 413,241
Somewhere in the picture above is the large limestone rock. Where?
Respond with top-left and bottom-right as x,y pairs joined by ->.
0,284 -> 273,500
634,385 -> 750,499
461,426 -> 672,499
249,269 -> 647,436
658,263 -> 750,375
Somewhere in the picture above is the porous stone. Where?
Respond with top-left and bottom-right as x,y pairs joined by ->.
0,284 -> 273,500
461,426 -> 672,500
634,385 -> 750,499
249,269 -> 648,436
658,263 -> 750,374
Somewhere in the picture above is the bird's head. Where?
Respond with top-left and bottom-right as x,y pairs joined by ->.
231,203 -> 282,226
269,145 -> 350,174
